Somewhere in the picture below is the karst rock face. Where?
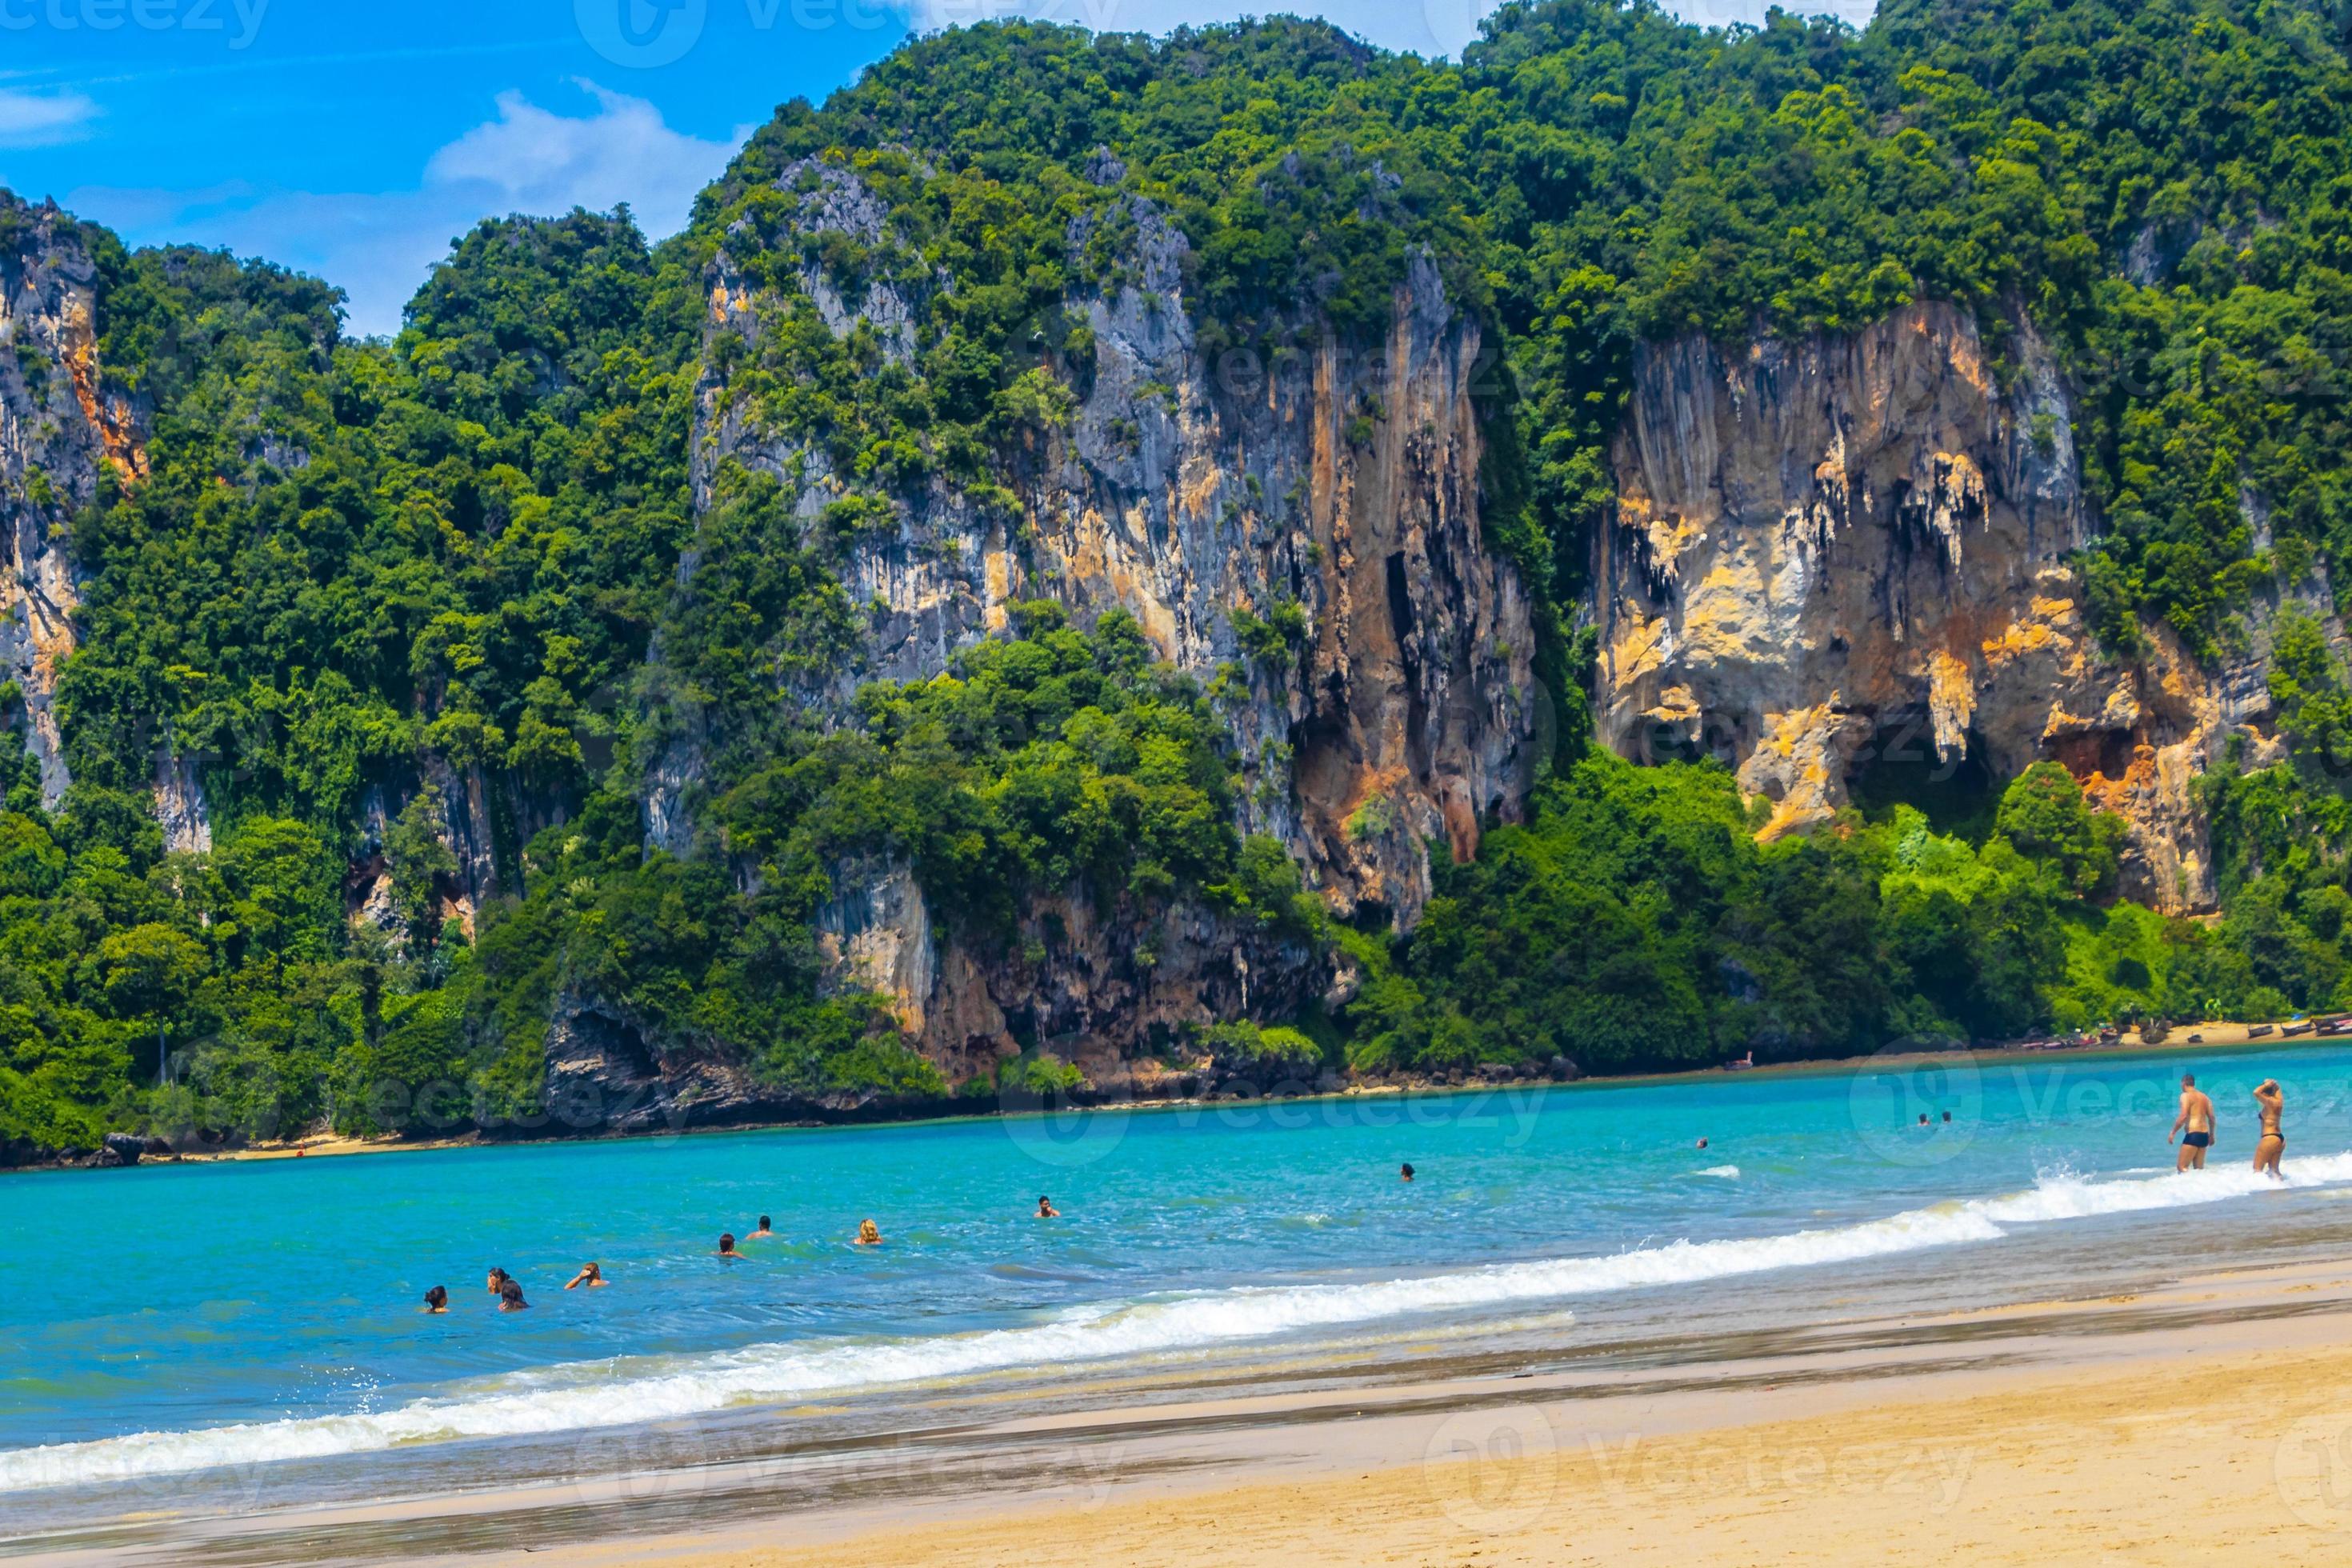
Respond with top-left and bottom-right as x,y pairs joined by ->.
0,199 -> 146,811
632,161 -> 1538,1077
1595,300 -> 2306,914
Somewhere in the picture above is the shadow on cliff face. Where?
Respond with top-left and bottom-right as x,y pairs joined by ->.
1842,714 -> 1998,843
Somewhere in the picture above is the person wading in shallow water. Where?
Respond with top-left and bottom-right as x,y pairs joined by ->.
2170,1073 -> 2218,1171
2254,1079 -> 2286,1180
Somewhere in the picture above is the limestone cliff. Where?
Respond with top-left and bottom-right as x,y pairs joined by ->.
1595,301 -> 2294,913
655,160 -> 1537,1072
0,200 -> 145,807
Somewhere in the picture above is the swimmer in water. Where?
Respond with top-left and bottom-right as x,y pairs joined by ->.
565,1262 -> 607,1289
1036,1196 -> 1058,1218
2254,1079 -> 2286,1180
1696,1138 -> 1708,1150
747,1215 -> 774,1240
855,1219 -> 882,1246
422,1285 -> 449,1313
486,1267 -> 510,1295
1400,1163 -> 1415,1182
498,1279 -> 529,1312
716,1233 -> 740,1259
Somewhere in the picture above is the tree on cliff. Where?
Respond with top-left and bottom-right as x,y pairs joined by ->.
10,0 -> 2352,1152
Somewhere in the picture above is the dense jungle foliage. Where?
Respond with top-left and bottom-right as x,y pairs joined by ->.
9,0 -> 2352,1154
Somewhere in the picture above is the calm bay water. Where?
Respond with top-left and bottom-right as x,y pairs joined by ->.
6,1043 -> 2352,1529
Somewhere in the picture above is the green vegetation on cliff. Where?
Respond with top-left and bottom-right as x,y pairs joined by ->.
1366,754 -> 2182,1078
10,0 -> 2352,1156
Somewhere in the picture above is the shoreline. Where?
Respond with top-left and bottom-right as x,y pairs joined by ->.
677,1295 -> 2352,1568
513,1262 -> 2352,1567
10,1018 -> 2331,1177
34,1259 -> 2352,1566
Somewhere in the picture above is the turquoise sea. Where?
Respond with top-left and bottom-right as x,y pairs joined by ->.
6,1043 -> 2352,1546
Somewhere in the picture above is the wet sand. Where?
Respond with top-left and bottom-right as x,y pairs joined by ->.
539,1263 -> 2352,1568
34,1262 -> 2352,1566
678,1342 -> 2352,1566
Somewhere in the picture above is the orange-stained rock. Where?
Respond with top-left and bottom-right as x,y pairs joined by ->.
670,162 -> 1538,1064
1594,302 -> 2311,914
0,198 -> 148,811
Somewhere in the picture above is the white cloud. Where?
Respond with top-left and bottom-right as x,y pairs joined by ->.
0,87 -> 98,150
70,82 -> 745,339
67,0 -> 1881,334
424,81 -> 744,238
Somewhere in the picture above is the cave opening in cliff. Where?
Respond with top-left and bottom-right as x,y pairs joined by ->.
1844,714 -> 1998,842
2046,728 -> 2139,782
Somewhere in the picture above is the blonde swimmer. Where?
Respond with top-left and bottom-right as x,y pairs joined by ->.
2254,1079 -> 2286,1180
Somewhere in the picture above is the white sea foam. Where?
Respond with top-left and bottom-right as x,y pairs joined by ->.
1695,1165 -> 1742,1178
10,1152 -> 2350,1494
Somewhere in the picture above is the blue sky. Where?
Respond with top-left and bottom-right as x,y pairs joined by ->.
0,0 -> 1864,338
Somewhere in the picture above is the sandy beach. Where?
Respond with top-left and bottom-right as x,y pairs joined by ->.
531,1265 -> 2352,1568
53,1260 -> 2343,1568
711,1346 -> 2352,1568
24,1042 -> 2352,1568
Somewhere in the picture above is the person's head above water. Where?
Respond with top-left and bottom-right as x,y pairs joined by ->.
757,1215 -> 771,1230
718,1233 -> 737,1254
1400,1163 -> 1414,1181
2183,1073 -> 2197,1087
1696,1138 -> 1708,1150
498,1279 -> 527,1310
858,1219 -> 882,1244
486,1267 -> 509,1292
423,1285 -> 448,1311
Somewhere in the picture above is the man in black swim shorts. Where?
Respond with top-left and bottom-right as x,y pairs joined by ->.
2170,1072 -> 2217,1171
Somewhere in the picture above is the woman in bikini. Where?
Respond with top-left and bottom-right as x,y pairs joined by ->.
2254,1079 -> 2286,1180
